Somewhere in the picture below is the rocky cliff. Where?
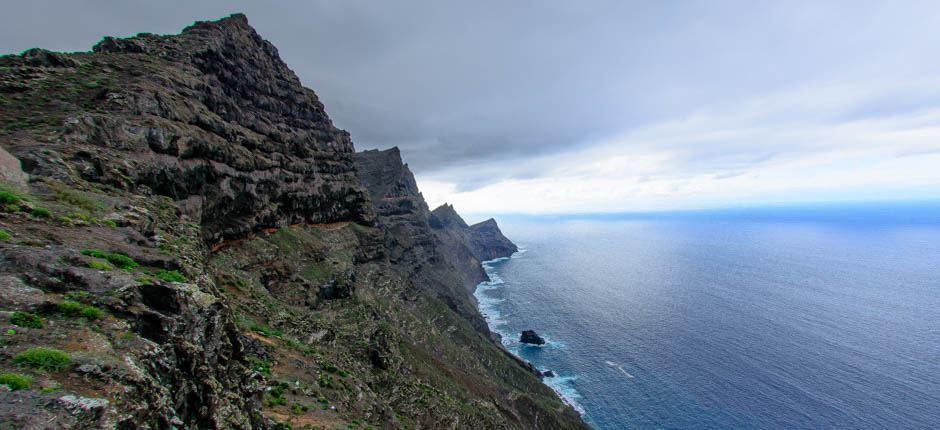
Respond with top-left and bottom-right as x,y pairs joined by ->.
0,14 -> 587,430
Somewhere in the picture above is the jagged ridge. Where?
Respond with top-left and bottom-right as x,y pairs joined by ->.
0,14 -> 588,430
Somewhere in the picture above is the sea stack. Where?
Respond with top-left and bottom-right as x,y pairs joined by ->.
521,329 -> 547,345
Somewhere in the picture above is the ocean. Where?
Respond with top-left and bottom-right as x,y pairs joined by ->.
473,203 -> 940,429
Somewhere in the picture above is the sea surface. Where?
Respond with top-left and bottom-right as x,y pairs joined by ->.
473,203 -> 940,429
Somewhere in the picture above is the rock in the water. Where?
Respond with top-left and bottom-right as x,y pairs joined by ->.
520,329 -> 546,345
542,369 -> 556,377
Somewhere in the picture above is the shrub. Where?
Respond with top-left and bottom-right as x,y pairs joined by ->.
155,269 -> 186,283
0,230 -> 10,241
58,301 -> 103,320
80,306 -> 103,320
81,249 -> 138,270
13,347 -> 71,372
0,190 -> 23,204
0,372 -> 32,390
264,382 -> 290,407
57,300 -> 85,316
30,207 -> 52,218
10,312 -> 42,328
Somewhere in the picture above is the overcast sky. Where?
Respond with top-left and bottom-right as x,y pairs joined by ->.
3,1 -> 940,216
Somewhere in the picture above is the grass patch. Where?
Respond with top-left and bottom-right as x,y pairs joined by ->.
155,269 -> 186,283
57,300 -> 104,320
88,260 -> 113,271
0,190 -> 24,205
13,347 -> 71,372
10,312 -> 42,328
0,230 -> 10,241
81,249 -> 138,270
49,183 -> 105,212
0,372 -> 32,390
249,322 -> 283,338
30,207 -> 52,218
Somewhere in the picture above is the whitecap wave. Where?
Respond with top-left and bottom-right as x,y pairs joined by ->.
473,247 -> 587,416
605,360 -> 635,378
543,375 -> 586,415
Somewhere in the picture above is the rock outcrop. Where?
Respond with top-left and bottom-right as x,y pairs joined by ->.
469,218 -> 519,261
0,14 -> 587,430
521,330 -> 547,345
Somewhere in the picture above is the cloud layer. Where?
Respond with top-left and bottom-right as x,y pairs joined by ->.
3,1 -> 940,214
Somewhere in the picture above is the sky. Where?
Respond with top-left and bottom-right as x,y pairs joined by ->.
3,1 -> 940,216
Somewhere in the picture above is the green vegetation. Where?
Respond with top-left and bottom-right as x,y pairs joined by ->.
50,183 -> 105,212
13,347 -> 72,372
249,322 -> 283,338
291,402 -> 309,415
0,189 -> 24,205
30,206 -> 52,218
155,269 -> 186,283
57,300 -> 104,320
264,381 -> 290,407
10,312 -> 42,328
0,372 -> 32,390
249,357 -> 272,376
0,230 -> 10,241
82,249 -> 138,270
88,260 -> 114,271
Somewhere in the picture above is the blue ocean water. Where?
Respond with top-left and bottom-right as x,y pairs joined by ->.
474,204 -> 940,429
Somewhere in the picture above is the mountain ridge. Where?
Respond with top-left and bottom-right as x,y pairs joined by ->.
0,14 -> 588,430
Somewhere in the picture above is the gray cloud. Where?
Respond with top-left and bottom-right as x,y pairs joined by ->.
3,1 -> 940,192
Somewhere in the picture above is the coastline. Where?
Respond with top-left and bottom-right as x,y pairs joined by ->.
473,250 -> 588,416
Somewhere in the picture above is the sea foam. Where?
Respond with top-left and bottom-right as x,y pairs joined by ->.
474,251 -> 586,416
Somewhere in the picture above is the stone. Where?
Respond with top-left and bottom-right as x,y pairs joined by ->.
520,330 -> 546,345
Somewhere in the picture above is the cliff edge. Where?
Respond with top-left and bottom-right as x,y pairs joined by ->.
0,14 -> 586,429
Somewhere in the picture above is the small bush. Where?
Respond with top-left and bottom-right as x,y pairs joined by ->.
264,382 -> 290,407
10,312 -> 42,328
3,203 -> 21,213
155,269 -> 186,283
30,207 -> 52,218
58,301 -> 103,320
81,306 -> 103,320
81,249 -> 138,270
0,230 -> 10,241
0,190 -> 23,204
88,260 -> 113,271
0,372 -> 32,390
13,347 -> 71,372
57,300 -> 84,316
249,357 -> 272,376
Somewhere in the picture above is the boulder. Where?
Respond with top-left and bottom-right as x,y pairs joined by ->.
520,329 -> 546,345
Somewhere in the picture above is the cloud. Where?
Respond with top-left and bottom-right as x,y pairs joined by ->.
419,80 -> 940,214
2,1 -> 940,214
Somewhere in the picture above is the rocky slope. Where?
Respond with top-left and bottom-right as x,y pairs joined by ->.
0,14 -> 587,430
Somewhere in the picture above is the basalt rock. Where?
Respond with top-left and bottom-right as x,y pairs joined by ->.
1,13 -> 372,247
0,14 -> 587,430
521,329 -> 547,345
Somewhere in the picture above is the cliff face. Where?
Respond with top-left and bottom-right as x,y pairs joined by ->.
468,218 -> 519,261
0,15 -> 587,430
2,14 -> 371,246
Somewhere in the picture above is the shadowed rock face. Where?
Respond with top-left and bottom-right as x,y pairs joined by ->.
1,13 -> 372,246
0,15 -> 587,430
469,218 -> 519,261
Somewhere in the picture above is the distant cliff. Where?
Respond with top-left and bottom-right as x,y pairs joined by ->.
0,14 -> 586,429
